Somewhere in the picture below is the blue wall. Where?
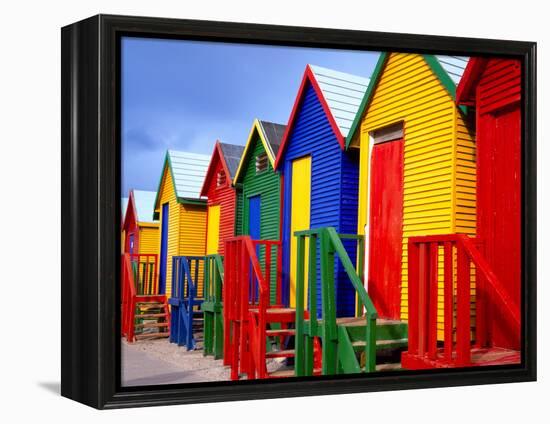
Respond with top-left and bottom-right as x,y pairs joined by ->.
281,82 -> 360,317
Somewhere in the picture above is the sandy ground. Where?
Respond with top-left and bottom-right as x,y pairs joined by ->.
121,336 -> 290,387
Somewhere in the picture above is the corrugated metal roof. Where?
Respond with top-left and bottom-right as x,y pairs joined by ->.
435,56 -> 470,85
121,197 -> 128,219
309,65 -> 370,137
218,142 -> 245,179
132,190 -> 158,223
258,120 -> 286,157
167,150 -> 210,200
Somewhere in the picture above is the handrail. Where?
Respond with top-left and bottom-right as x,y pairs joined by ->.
129,253 -> 158,295
458,235 -> 520,327
121,253 -> 137,341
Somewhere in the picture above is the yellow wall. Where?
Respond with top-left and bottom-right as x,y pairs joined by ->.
352,53 -> 476,338
156,166 -> 208,298
157,167 -> 180,299
289,156 -> 311,308
138,223 -> 160,255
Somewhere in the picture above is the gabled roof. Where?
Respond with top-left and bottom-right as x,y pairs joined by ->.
345,53 -> 470,149
233,119 -> 286,184
154,150 -> 210,209
131,190 -> 158,223
274,65 -> 370,169
200,141 -> 245,196
121,197 -> 128,220
455,57 -> 489,106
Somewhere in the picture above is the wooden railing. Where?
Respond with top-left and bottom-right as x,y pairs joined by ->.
169,256 -> 204,349
121,253 -> 137,341
202,254 -> 224,358
121,253 -> 161,342
293,227 -> 379,374
129,253 -> 158,295
223,236 -> 282,379
406,234 -> 520,367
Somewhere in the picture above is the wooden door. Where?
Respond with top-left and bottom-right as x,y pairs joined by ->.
478,104 -> 521,349
159,203 -> 169,294
206,205 -> 221,255
368,140 -> 404,319
290,156 -> 311,308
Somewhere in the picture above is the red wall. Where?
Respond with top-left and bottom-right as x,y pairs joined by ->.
475,58 -> 521,350
203,153 -> 237,256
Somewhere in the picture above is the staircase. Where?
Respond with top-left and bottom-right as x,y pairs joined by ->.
401,234 -> 521,369
202,254 -> 224,359
293,227 -> 408,376
169,256 -> 205,350
121,253 -> 170,342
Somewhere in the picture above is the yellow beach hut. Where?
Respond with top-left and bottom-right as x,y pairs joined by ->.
346,53 -> 473,337
153,150 -> 210,298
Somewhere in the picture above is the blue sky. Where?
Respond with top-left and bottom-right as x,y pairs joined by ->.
122,37 -> 380,195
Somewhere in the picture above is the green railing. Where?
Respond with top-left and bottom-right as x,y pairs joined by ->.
294,227 -> 378,375
202,254 -> 224,359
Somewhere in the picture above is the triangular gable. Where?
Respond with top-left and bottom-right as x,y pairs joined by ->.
274,65 -> 369,169
455,57 -> 489,106
132,190 -> 158,223
200,141 -> 233,196
123,191 -> 138,231
233,119 -> 285,184
345,53 -> 470,149
154,150 -> 210,210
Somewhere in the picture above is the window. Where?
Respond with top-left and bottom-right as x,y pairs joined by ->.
217,170 -> 226,187
255,153 -> 268,173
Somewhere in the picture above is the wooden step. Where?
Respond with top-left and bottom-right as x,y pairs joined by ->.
266,328 -> 296,337
135,313 -> 167,318
266,349 -> 295,358
352,338 -> 408,350
250,308 -> 296,323
268,367 -> 322,378
135,322 -> 169,329
375,363 -> 402,372
135,332 -> 169,340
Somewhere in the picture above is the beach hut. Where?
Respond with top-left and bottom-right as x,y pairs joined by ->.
233,119 -> 285,301
274,65 -> 370,316
122,190 -> 160,256
200,141 -> 244,255
121,196 -> 128,254
456,57 -> 521,350
153,150 -> 210,297
345,53 -> 473,332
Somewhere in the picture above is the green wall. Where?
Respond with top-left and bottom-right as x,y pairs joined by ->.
235,133 -> 281,302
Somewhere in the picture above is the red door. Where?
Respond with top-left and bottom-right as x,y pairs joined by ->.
478,104 -> 521,349
368,140 -> 404,320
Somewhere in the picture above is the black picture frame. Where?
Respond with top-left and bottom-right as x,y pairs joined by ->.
61,14 -> 537,409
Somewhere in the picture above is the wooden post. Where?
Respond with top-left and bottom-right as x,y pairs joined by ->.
456,243 -> 471,366
407,240 -> 419,355
418,243 -> 427,357
320,229 -> 337,375
295,234 -> 305,377
443,242 -> 454,360
428,243 -> 439,359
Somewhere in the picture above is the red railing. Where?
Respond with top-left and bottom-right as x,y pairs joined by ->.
121,253 -> 137,342
121,253 -> 160,342
223,236 -> 282,379
405,234 -> 520,367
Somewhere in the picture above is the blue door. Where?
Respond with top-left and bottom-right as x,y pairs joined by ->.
248,195 -> 261,240
159,203 -> 169,294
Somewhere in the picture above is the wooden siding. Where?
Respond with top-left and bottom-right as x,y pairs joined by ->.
354,53 -> 476,338
157,166 -> 180,299
138,224 -> 160,255
179,203 -> 207,295
281,82 -> 359,316
477,59 -> 521,115
235,132 -> 281,302
203,152 -> 238,255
